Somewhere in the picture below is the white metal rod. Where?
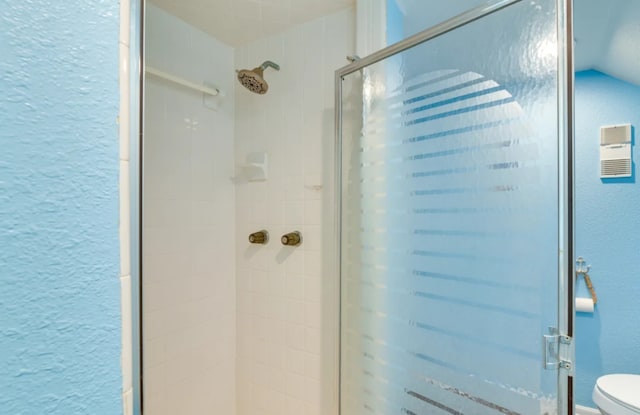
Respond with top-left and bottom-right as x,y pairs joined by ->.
145,65 -> 220,96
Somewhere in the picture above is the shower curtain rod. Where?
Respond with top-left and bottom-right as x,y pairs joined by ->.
144,65 -> 220,96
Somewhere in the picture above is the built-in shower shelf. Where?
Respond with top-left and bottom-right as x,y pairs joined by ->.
243,152 -> 268,182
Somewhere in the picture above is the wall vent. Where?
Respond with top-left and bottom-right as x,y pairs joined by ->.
600,124 -> 632,178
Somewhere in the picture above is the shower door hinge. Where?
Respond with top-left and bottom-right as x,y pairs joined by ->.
543,327 -> 574,374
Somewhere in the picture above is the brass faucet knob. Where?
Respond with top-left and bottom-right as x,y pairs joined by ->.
248,230 -> 269,244
281,231 -> 301,246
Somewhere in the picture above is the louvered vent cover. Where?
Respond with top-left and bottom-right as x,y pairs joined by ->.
600,124 -> 632,178
601,158 -> 631,177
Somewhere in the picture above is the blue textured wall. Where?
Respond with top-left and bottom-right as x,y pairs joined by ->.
574,70 -> 640,407
0,1 -> 122,414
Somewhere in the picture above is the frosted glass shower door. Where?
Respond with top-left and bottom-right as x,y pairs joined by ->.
337,1 -> 572,414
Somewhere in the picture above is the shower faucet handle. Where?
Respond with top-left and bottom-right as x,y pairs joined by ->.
249,230 -> 269,244
281,231 -> 302,247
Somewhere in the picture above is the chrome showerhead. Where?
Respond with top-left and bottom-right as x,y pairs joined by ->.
236,60 -> 280,94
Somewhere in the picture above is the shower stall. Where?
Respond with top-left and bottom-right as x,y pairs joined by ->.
136,0 -> 576,413
139,3 -> 353,414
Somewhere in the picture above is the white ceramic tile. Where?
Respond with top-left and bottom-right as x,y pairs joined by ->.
119,0 -> 131,46
190,200 -> 215,226
236,379 -> 253,415
285,372 -> 307,400
254,384 -> 286,413
304,174 -> 323,200
237,270 -> 252,292
164,377 -> 196,414
143,198 -> 190,228
254,362 -> 286,391
304,327 -> 321,355
286,348 -> 305,375
304,401 -> 322,415
142,309 -> 163,341
251,297 -> 268,320
304,200 -> 321,225
284,176 -> 305,201
304,277 -> 322,303
304,352 -> 321,380
166,352 -> 201,385
251,199 -> 269,225
303,251 -> 321,277
143,364 -> 167,414
250,269 -> 268,293
284,249 -> 305,273
119,42 -> 130,162
122,387 -> 133,415
285,323 -> 305,351
285,274 -> 305,299
304,301 -> 321,328
266,297 -> 287,321
143,335 -> 166,369
120,275 -> 133,391
237,334 -> 254,359
142,226 -> 190,255
302,136 -> 323,177
284,201 -> 304,226
285,300 -> 305,325
266,271 -> 286,296
143,252 -> 190,284
119,161 -> 131,277
266,199 -> 286,225
304,378 -> 322,405
301,224 -> 321,251
190,377 -> 218,414
145,6 -> 170,68
286,396 -> 306,414
267,319 -> 286,345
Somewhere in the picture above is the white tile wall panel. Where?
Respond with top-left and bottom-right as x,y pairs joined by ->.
142,5 -> 236,415
235,8 -> 355,415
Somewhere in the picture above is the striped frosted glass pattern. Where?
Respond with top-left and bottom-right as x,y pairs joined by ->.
339,2 -> 562,414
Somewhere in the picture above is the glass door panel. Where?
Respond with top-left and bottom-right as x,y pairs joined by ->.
338,1 -> 569,414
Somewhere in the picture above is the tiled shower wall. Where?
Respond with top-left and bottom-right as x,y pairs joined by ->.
234,8 -> 355,415
142,5 -> 236,414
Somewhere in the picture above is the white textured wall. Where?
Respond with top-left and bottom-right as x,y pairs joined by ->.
142,5 -> 236,414
234,8 -> 355,415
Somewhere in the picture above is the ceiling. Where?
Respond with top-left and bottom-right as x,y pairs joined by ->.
149,0 -> 355,47
394,0 -> 640,86
574,0 -> 640,86
151,0 -> 640,85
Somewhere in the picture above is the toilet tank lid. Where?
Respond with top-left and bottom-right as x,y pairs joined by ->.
596,374 -> 640,411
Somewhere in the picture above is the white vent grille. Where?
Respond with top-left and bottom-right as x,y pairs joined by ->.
601,124 -> 631,145
601,158 -> 632,177
600,124 -> 632,178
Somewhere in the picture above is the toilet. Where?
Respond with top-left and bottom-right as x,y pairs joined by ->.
593,374 -> 640,415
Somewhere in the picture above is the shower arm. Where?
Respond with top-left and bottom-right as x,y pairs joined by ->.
260,61 -> 280,71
